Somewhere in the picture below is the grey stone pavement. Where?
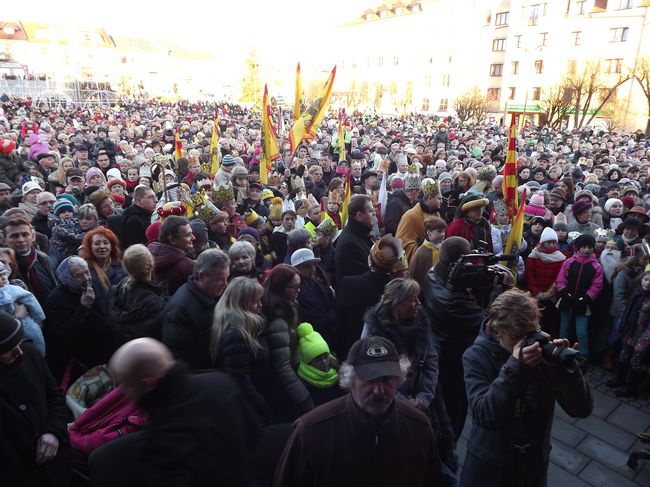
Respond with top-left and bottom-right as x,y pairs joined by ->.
456,365 -> 650,486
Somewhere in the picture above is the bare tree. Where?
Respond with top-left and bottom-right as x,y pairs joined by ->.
632,57 -> 650,135
566,60 -> 630,128
453,87 -> 497,123
539,82 -> 573,129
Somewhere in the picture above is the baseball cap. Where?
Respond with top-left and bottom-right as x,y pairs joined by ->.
22,181 -> 42,196
347,336 -> 401,381
0,182 -> 12,191
290,248 -> 321,267
66,168 -> 84,180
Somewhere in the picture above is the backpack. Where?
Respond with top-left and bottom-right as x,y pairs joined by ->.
68,386 -> 148,455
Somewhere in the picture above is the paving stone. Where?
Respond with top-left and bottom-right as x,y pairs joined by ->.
634,463 -> 650,486
574,415 -> 637,451
591,388 -> 621,419
547,462 -> 590,487
551,417 -> 588,448
554,401 -> 578,424
549,439 -> 589,475
608,403 -> 650,434
577,436 -> 636,479
579,460 -> 640,487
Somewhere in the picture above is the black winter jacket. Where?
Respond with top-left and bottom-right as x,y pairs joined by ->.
461,326 -> 592,486
0,343 -> 70,487
384,190 -> 414,237
111,278 -> 166,343
0,153 -> 21,189
119,204 -> 151,250
334,217 -> 373,287
162,278 -> 218,370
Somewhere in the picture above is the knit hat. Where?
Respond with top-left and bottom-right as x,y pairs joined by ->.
620,195 -> 636,210
297,322 -> 330,364
553,222 -> 568,232
529,190 -> 545,206
549,187 -> 567,201
438,172 -> 452,183
106,168 -> 122,180
221,154 -> 236,166
571,199 -> 592,217
53,199 -> 74,216
261,188 -> 274,200
389,176 -> 404,190
0,311 -> 23,354
268,197 -> 284,221
403,164 -> 421,191
107,178 -> 127,190
573,234 -> 596,250
539,227 -> 558,244
370,234 -> 403,270
85,167 -> 103,184
145,220 -> 162,245
0,139 -> 16,154
459,193 -> 489,213
604,198 -> 623,214
237,227 -> 261,243
56,192 -> 78,207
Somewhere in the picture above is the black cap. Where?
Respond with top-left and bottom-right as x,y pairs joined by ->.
36,152 -> 54,162
347,336 -> 401,381
0,311 -> 23,354
66,168 -> 84,180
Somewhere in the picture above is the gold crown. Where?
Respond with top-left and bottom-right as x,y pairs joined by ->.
212,183 -> 234,208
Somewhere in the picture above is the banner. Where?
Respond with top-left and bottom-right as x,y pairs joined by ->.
338,109 -> 347,162
209,110 -> 220,176
294,63 -> 303,122
260,84 -> 281,184
501,114 -> 518,219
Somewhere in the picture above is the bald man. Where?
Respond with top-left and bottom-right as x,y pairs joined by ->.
89,339 -> 257,487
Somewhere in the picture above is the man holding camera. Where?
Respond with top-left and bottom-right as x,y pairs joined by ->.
461,289 -> 592,487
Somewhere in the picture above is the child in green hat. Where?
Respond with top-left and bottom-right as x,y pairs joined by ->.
296,322 -> 344,405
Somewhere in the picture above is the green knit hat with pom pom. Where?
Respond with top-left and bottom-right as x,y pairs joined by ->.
297,322 -> 330,364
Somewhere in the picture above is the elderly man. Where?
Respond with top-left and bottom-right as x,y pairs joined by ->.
31,192 -> 56,238
274,336 -> 441,486
19,180 -> 42,219
89,338 -> 255,487
0,312 -> 70,487
163,249 -> 229,370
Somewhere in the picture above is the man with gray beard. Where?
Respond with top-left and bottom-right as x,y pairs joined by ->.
599,239 -> 623,283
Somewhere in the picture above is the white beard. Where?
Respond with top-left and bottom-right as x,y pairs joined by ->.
600,250 -> 622,282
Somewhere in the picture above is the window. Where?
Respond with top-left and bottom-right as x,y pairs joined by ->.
540,32 -> 549,46
442,74 -> 450,87
617,0 -> 632,9
605,58 -> 623,74
567,59 -> 577,74
511,61 -> 519,75
516,35 -> 523,48
529,4 -> 540,25
573,31 -> 582,45
508,87 -> 516,100
393,56 -> 400,65
594,0 -> 609,9
424,75 -> 432,88
534,60 -> 544,74
421,98 -> 430,111
352,60 -> 357,69
495,11 -> 509,26
532,87 -> 542,100
490,64 -> 504,76
487,88 -> 501,101
577,0 -> 587,14
439,98 -> 449,111
610,27 -> 629,42
493,38 -> 506,51
378,56 -> 384,67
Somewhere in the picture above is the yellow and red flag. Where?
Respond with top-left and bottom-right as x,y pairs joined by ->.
289,66 -> 336,152
338,109 -> 347,162
174,130 -> 183,160
501,114 -> 518,218
260,84 -> 280,184
503,189 -> 527,284
209,110 -> 220,176
294,63 -> 303,122
340,171 -> 352,226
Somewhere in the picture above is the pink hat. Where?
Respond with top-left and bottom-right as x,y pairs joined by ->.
529,190 -> 545,206
390,177 -> 405,190
0,139 -> 16,154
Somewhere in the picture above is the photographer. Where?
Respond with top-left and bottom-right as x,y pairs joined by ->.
422,236 -> 514,440
461,290 -> 592,487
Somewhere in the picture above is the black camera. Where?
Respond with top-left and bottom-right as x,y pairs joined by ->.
446,253 -> 517,290
522,330 -> 579,366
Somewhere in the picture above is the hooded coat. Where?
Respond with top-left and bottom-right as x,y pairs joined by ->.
149,242 -> 195,296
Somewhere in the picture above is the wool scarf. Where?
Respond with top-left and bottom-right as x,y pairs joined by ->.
297,362 -> 338,389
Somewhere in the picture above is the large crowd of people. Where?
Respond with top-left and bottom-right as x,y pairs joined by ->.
0,93 -> 647,486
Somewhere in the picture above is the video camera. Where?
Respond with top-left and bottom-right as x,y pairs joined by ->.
446,253 -> 518,290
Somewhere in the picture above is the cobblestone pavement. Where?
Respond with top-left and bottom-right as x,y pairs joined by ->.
457,365 -> 650,486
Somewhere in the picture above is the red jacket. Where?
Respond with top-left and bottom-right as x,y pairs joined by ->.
525,247 -> 566,294
446,217 -> 493,252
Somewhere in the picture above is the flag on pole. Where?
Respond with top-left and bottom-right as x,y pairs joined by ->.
174,130 -> 183,160
209,110 -> 220,176
340,171 -> 352,227
293,63 -> 303,122
260,84 -> 280,184
377,171 -> 387,220
501,114 -> 518,219
338,109 -> 347,162
503,189 -> 527,283
289,66 -> 336,152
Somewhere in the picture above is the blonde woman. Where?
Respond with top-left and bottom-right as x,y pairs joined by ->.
211,276 -> 270,423
111,244 -> 165,343
48,156 -> 74,193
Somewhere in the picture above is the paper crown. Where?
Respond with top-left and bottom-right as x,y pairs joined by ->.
282,198 -> 296,215
421,178 -> 440,198
212,182 -> 235,208
404,164 -> 421,191
328,189 -> 341,205
157,201 -> 187,219
244,209 -> 262,226
316,218 -> 338,237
